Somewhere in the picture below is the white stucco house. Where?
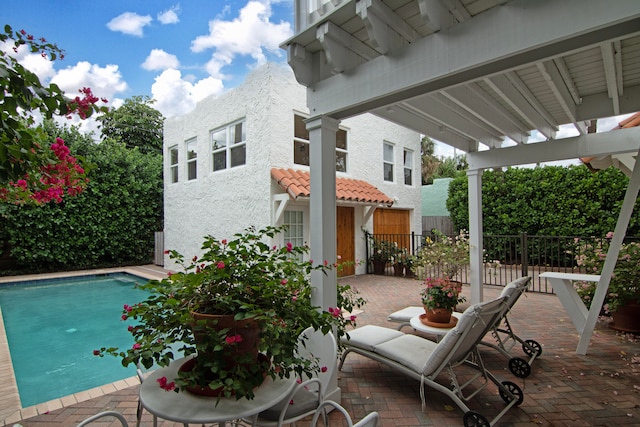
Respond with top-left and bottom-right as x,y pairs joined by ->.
163,63 -> 421,275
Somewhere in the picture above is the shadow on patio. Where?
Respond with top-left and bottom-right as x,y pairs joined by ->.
12,274 -> 640,426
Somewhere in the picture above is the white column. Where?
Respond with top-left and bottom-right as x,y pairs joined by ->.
467,169 -> 484,304
306,115 -> 340,401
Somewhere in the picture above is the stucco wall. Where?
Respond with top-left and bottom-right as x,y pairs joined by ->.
163,63 -> 421,273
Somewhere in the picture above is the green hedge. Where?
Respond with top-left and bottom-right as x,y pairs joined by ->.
1,137 -> 162,274
446,165 -> 640,237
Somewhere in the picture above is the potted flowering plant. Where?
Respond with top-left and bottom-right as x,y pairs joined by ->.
96,225 -> 365,400
412,230 -> 470,281
369,239 -> 396,275
574,233 -> 640,332
420,277 -> 466,324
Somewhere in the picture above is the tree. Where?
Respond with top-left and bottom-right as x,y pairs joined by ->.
97,96 -> 164,154
421,136 -> 440,185
0,25 -> 106,205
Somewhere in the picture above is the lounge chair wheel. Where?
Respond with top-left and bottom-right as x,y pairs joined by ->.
508,357 -> 531,378
463,411 -> 490,427
523,339 -> 542,356
499,381 -> 524,406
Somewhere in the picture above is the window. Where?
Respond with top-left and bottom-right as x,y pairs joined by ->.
211,120 -> 246,172
293,114 -> 348,172
169,145 -> 178,183
283,210 -> 305,260
186,138 -> 197,181
403,149 -> 413,186
383,142 -> 394,182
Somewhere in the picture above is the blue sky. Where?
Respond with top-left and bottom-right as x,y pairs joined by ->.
0,1 -> 294,124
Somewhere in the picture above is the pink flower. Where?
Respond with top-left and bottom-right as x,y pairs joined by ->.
225,334 -> 243,344
128,325 -> 134,332
132,343 -> 141,350
217,261 -> 225,269
286,242 -> 293,252
320,366 -> 328,373
123,304 -> 132,312
157,376 -> 176,391
222,239 -> 227,245
93,350 -> 100,356
350,315 -> 357,321
292,296 -> 298,302
121,314 -> 128,321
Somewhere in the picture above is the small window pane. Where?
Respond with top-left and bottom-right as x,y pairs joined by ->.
384,163 -> 393,182
230,144 -> 246,167
336,151 -> 347,173
211,129 -> 227,150
383,143 -> 394,162
171,167 -> 178,183
170,147 -> 178,165
231,122 -> 245,144
404,168 -> 412,185
213,151 -> 226,171
336,129 -> 347,150
188,161 -> 197,180
294,115 -> 309,140
294,140 -> 310,166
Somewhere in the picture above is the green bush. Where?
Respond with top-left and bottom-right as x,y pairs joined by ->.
1,134 -> 162,273
447,165 -> 640,237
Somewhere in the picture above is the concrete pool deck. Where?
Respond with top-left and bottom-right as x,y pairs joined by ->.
0,265 -> 169,426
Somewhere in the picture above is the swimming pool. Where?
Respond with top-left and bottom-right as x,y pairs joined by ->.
0,273 -> 150,407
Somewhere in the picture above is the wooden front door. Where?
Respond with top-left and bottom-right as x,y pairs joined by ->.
337,206 -> 355,277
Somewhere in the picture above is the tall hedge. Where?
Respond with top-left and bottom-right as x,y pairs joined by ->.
446,165 -> 640,237
1,135 -> 163,273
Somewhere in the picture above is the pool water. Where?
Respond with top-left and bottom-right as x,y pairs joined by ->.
0,273 -> 150,407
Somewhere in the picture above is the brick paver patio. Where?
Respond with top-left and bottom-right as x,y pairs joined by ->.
7,273 -> 640,426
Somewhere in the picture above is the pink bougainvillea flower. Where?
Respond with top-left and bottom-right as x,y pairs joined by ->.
281,279 -> 288,285
93,350 -> 100,356
221,239 -> 227,245
320,366 -> 328,373
132,343 -> 141,350
128,325 -> 134,332
292,296 -> 298,302
123,304 -> 132,312
121,314 -> 128,321
350,315 -> 357,321
286,242 -> 293,252
157,376 -> 176,391
217,261 -> 225,269
225,334 -> 243,344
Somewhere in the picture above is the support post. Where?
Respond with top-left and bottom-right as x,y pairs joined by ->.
467,168 -> 484,304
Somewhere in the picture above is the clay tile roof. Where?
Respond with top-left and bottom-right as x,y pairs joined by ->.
271,168 -> 394,206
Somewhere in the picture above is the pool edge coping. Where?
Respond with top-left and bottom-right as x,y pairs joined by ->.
0,265 -> 169,426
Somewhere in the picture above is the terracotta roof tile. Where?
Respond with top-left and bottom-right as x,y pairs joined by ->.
271,168 -> 394,206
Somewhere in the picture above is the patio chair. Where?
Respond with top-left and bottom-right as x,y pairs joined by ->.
339,296 -> 523,427
479,276 -> 542,378
76,411 -> 128,427
310,400 -> 379,427
243,326 -> 337,427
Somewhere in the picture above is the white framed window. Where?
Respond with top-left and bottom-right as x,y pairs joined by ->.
403,149 -> 413,186
186,138 -> 197,181
169,145 -> 178,183
383,142 -> 394,182
211,120 -> 246,172
293,114 -> 348,172
283,210 -> 305,260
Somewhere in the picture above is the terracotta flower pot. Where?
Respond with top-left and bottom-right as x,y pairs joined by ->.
610,301 -> 640,333
424,307 -> 452,324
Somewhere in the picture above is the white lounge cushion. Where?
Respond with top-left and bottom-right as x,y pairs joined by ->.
387,306 -> 424,323
342,325 -> 404,351
374,334 -> 438,374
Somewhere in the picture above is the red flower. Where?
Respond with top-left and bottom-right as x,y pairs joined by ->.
157,376 -> 176,391
93,350 -> 100,356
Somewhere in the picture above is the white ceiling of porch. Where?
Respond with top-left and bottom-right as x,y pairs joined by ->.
282,0 -> 640,157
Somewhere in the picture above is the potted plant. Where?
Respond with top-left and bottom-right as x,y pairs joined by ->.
412,230 -> 470,281
369,239 -> 395,275
420,276 -> 466,324
96,225 -> 365,400
392,246 -> 408,276
574,232 -> 640,332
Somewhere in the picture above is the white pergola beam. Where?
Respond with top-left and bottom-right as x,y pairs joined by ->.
467,126 -> 640,170
317,21 -> 377,73
417,0 -> 452,32
356,0 -> 416,54
536,61 -> 587,135
601,42 -> 621,116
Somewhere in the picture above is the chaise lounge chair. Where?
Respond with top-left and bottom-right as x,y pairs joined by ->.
339,296 -> 523,427
387,276 -> 541,378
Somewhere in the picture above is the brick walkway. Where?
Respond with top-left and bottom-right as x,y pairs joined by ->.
9,274 -> 640,426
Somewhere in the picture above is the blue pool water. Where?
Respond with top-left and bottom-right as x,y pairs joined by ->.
0,273 -> 150,407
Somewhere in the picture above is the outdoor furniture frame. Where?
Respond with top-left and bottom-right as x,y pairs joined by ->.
339,296 -> 523,427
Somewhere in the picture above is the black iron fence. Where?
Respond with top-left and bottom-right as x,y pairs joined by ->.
364,231 -> 638,294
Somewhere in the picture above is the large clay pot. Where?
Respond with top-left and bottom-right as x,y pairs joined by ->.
372,260 -> 386,275
610,301 -> 640,333
424,307 -> 452,324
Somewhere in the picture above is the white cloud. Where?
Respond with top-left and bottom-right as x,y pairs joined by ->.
142,49 -> 180,71
190,0 -> 292,78
158,4 -> 181,24
107,12 -> 153,37
151,69 -> 223,118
